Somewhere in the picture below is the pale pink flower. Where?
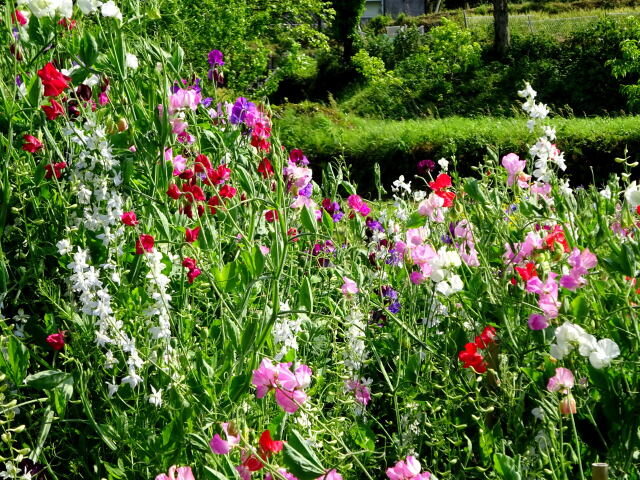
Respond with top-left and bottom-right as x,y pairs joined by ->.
168,88 -> 201,116
501,153 -> 529,187
547,367 -> 575,394
341,276 -> 359,296
417,193 -> 445,222
210,422 -> 241,454
155,466 -> 195,480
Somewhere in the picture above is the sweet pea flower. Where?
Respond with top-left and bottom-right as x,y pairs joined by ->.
588,338 -> 620,369
501,153 -> 529,187
252,358 -> 312,413
317,470 -> 343,480
210,422 -> 241,454
46,330 -> 66,350
386,456 -> 432,480
185,226 -> 200,243
547,367 -> 574,394
121,211 -> 138,226
155,466 -> 195,480
341,277 -> 358,296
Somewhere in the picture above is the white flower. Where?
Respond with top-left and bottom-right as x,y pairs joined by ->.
531,407 -> 544,420
543,125 -> 556,141
101,0 -> 122,21
125,53 -> 139,70
106,381 -> 118,398
77,0 -> 102,15
19,0 -> 60,18
437,158 -> 449,171
526,119 -> 536,133
588,339 -> 620,369
149,386 -> 163,407
518,82 -> 537,99
104,350 -> 118,369
57,0 -> 72,17
121,369 -> 143,389
56,239 -> 72,256
624,181 -> 640,208
599,186 -> 611,199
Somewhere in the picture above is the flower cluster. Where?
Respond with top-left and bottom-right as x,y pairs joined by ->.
386,456 -> 434,480
252,358 -> 312,413
458,326 -> 497,374
550,322 -> 620,369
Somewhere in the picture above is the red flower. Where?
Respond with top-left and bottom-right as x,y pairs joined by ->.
58,18 -> 76,30
37,62 -> 71,97
42,99 -> 65,121
251,135 -> 270,152
429,173 -> 452,191
458,342 -> 486,373
44,162 -> 67,179
474,326 -> 497,349
636,205 -> 640,215
166,184 -> 182,200
219,184 -> 237,199
182,257 -> 197,270
287,227 -> 299,242
208,196 -> 220,215
12,10 -> 28,26
515,262 -> 538,282
258,430 -> 284,454
135,234 -> 155,254
121,211 -> 138,226
189,185 -> 206,202
185,226 -> 200,243
46,330 -> 66,351
544,225 -> 570,253
265,210 -> 278,223
195,154 -> 212,172
207,165 -> 232,185
187,267 -> 201,284
258,158 -> 274,178
435,190 -> 455,208
243,455 -> 263,472
22,134 -> 43,154
179,168 -> 194,180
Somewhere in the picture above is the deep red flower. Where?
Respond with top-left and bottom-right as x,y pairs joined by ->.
544,225 -> 570,253
243,455 -> 263,472
185,226 -> 200,243
167,183 -> 182,200
135,234 -> 155,254
251,135 -> 270,152
46,330 -> 66,351
636,205 -> 640,215
208,196 -> 220,214
207,165 -> 232,185
257,158 -> 274,178
187,267 -> 201,284
182,257 -> 197,270
121,211 -> 138,226
475,326 -> 497,349
435,190 -> 455,208
219,184 -> 237,199
289,149 -> 306,164
265,210 -> 278,223
179,168 -> 194,180
429,173 -> 452,191
195,154 -> 212,172
22,134 -> 43,154
42,99 -> 65,121
515,262 -> 538,282
258,430 -> 284,454
58,18 -> 76,30
44,162 -> 67,179
37,62 -> 71,97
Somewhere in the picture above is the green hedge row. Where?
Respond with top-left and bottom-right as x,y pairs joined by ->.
275,106 -> 640,191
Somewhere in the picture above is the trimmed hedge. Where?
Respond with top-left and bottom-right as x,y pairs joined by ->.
275,106 -> 640,192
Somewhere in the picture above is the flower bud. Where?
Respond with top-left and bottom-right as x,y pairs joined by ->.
117,118 -> 128,132
559,395 -> 576,415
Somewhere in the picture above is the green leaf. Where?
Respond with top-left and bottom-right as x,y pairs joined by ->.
406,211 -> 426,229
349,422 -> 376,452
463,177 -> 486,204
0,336 -> 30,386
283,430 -> 326,480
298,277 -> 313,313
80,31 -> 99,67
27,74 -> 41,109
300,205 -> 317,233
228,373 -> 250,403
493,453 -> 522,480
25,370 -> 71,390
571,295 -> 588,320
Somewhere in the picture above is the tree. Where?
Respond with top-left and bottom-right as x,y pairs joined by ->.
493,0 -> 510,57
329,0 -> 367,62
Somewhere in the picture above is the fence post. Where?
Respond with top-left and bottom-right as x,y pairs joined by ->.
592,463 -> 608,480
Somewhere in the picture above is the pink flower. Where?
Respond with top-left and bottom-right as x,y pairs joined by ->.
341,276 -> 359,296
526,273 -> 559,319
136,234 -> 155,254
346,379 -> 371,406
347,194 -> 370,217
251,358 -> 312,413
46,330 -> 66,351
266,470 -> 299,480
155,466 -> 195,480
316,470 -> 343,480
98,91 -> 109,106
172,154 -> 187,176
417,193 -> 445,222
386,456 -> 430,480
547,367 -> 575,394
168,88 -> 201,116
210,422 -> 241,454
259,245 -> 270,255
409,271 -> 425,285
560,248 -> 597,291
501,153 -> 529,187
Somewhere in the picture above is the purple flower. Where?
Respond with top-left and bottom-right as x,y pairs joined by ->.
16,75 -> 23,86
332,211 -> 344,222
299,182 -> 313,198
388,301 -> 401,314
417,159 -> 435,175
381,286 -> 398,300
201,97 -> 213,108
230,97 -> 255,125
366,218 -> 384,232
386,249 -> 402,266
208,49 -> 225,66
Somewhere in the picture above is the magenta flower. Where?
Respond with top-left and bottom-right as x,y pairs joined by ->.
208,49 -> 225,66
526,272 -> 560,319
560,248 -> 597,291
317,470 -> 343,480
347,194 -> 370,217
210,422 -> 241,454
547,367 -> 575,394
528,313 -> 548,330
346,379 -> 371,406
386,456 -> 432,480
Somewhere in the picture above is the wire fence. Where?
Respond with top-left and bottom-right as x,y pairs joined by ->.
464,10 -> 640,37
